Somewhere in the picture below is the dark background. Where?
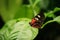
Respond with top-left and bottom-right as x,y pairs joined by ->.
0,16 -> 5,29
0,0 -> 60,40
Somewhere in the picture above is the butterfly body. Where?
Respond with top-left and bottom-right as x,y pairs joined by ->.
29,9 -> 45,28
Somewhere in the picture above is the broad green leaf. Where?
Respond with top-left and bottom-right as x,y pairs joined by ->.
0,18 -> 38,40
14,5 -> 34,19
0,0 -> 22,22
0,0 -> 40,22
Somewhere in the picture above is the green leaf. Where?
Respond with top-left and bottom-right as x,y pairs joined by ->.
0,18 -> 38,40
41,8 -> 60,29
0,0 -> 22,22
39,0 -> 49,9
41,20 -> 54,29
14,5 -> 34,19
41,16 -> 60,29
44,7 -> 60,19
53,16 -> 60,24
44,11 -> 55,18
0,0 -> 40,22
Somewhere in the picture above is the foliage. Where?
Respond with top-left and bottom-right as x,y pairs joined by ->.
0,0 -> 60,40
0,18 -> 38,40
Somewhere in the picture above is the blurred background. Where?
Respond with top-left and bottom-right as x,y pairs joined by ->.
0,0 -> 60,40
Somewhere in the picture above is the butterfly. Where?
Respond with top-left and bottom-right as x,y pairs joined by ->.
29,9 -> 45,28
